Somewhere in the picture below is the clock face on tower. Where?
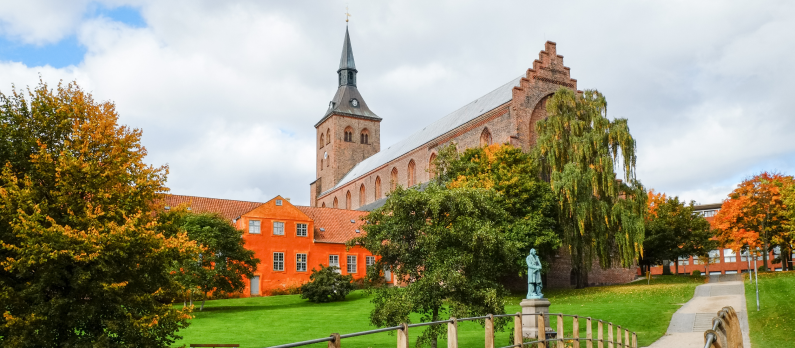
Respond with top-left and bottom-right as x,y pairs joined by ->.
350,99 -> 359,107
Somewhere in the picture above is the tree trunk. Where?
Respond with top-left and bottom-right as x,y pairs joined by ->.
189,291 -> 193,306
675,260 -> 679,275
431,306 -> 439,348
200,291 -> 207,311
763,241 -> 769,271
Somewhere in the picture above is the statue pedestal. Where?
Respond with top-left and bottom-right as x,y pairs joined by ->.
521,298 -> 551,339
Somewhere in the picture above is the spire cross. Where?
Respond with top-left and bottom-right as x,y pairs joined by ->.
345,6 -> 351,22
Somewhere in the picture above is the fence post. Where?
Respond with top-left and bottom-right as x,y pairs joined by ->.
586,317 -> 593,348
615,326 -> 621,347
624,329 -> 629,348
538,314 -> 547,348
329,333 -> 341,348
607,323 -> 613,348
485,314 -> 495,348
397,323 -> 409,348
557,314 -> 564,348
448,317 -> 458,348
514,313 -> 523,347
573,316 -> 580,348
597,321 -> 603,348
632,333 -> 637,348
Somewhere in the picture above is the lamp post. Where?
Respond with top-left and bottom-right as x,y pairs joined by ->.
754,249 -> 760,311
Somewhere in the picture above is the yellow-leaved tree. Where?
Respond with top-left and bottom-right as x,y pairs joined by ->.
0,81 -> 196,347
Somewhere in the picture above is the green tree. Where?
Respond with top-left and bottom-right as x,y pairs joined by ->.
534,88 -> 646,288
161,211 -> 260,310
434,142 -> 560,259
0,81 -> 195,346
300,265 -> 355,303
642,190 -> 714,274
351,184 -> 518,348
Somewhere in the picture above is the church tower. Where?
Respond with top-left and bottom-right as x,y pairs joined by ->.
311,26 -> 381,206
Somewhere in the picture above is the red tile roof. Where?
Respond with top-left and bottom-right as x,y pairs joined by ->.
296,206 -> 367,244
163,194 -> 264,221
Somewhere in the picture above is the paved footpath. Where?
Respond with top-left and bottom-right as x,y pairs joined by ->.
647,275 -> 751,348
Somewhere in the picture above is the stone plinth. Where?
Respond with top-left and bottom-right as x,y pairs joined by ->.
520,298 -> 551,338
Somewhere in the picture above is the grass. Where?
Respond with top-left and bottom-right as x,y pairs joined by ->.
172,275 -> 704,348
745,271 -> 795,347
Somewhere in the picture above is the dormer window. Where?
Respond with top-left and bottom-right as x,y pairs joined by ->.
276,199 -> 283,206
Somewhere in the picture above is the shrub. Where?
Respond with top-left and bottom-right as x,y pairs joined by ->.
692,270 -> 702,276
300,265 -> 355,303
270,285 -> 302,296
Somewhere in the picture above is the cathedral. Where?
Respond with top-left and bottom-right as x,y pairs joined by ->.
311,27 -> 577,210
310,27 -> 638,287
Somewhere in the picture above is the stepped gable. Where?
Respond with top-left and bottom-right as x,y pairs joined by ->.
296,206 -> 366,244
327,76 -> 523,194
511,41 -> 579,101
163,194 -> 263,221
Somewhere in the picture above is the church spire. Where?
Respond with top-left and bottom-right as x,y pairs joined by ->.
337,26 -> 357,86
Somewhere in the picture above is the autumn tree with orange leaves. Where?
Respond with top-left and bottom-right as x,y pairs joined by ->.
641,190 -> 713,275
0,81 -> 196,347
712,172 -> 794,271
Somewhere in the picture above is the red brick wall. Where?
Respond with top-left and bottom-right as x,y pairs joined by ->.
546,247 -> 639,288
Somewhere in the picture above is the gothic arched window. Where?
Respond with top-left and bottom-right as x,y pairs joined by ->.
326,129 -> 330,145
319,133 -> 325,148
428,153 -> 437,179
375,176 -> 382,200
345,191 -> 352,210
322,202 -> 326,208
359,184 -> 366,207
344,127 -> 354,142
333,197 -> 339,209
407,160 -> 416,187
360,129 -> 370,144
480,127 -> 492,147
390,167 -> 398,192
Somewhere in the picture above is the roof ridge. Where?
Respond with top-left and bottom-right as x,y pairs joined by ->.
165,193 -> 265,205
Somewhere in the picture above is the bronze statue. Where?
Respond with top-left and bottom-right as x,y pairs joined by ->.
526,249 -> 543,299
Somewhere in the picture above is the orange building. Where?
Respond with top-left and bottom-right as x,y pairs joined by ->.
165,194 -> 389,296
644,203 -> 793,276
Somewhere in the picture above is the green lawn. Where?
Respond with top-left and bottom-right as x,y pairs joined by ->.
745,271 -> 795,347
173,275 -> 704,348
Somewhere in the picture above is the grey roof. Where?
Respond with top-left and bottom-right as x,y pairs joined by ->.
357,197 -> 387,212
315,85 -> 381,128
326,76 -> 523,194
693,203 -> 722,211
338,26 -> 356,71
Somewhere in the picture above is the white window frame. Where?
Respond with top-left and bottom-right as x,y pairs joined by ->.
296,253 -> 307,272
347,255 -> 357,274
297,223 -> 308,237
366,256 -> 375,267
273,221 -> 285,235
724,249 -> 736,263
329,255 -> 340,272
248,220 -> 261,234
692,255 -> 701,265
276,199 -> 283,206
273,252 -> 284,271
709,249 -> 720,264
677,256 -> 689,266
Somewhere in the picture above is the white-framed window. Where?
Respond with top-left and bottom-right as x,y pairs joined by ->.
248,220 -> 261,234
347,255 -> 357,273
725,270 -> 738,275
329,255 -> 340,269
724,249 -> 736,263
366,256 -> 375,267
773,246 -> 782,258
276,199 -> 283,206
273,252 -> 284,271
692,255 -> 701,265
273,221 -> 285,235
296,253 -> 307,272
297,223 -> 308,237
709,250 -> 720,264
741,250 -> 751,262
677,256 -> 689,266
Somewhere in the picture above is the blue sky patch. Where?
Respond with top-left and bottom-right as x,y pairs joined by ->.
0,36 -> 86,68
0,4 -> 145,68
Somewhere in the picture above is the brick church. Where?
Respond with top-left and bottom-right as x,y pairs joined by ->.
309,27 -> 638,287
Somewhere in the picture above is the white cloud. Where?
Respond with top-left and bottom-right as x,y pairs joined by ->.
0,0 -> 793,206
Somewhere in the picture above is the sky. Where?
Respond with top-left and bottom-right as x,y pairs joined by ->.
0,0 -> 793,206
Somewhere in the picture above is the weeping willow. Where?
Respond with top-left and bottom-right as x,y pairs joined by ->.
534,88 -> 646,287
